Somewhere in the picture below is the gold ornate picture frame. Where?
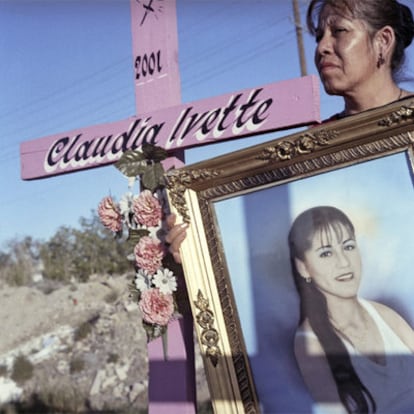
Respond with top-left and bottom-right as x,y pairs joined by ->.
165,97 -> 414,413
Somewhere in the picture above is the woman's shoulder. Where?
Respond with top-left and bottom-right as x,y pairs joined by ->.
320,92 -> 414,125
294,320 -> 325,356
295,319 -> 315,338
365,299 -> 414,351
366,299 -> 406,323
399,91 -> 414,101
317,112 -> 346,125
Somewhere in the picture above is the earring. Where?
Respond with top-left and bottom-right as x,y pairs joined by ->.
305,277 -> 312,284
377,52 -> 385,68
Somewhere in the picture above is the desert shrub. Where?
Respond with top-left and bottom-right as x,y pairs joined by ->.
104,288 -> 119,304
11,355 -> 34,384
0,237 -> 39,287
41,212 -> 130,284
0,210 -> 131,288
74,321 -> 93,341
198,400 -> 214,414
69,357 -> 85,374
0,364 -> 7,377
107,353 -> 119,364
0,402 -> 21,414
36,383 -> 86,412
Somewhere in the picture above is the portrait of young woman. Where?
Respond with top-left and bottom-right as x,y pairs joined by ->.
211,150 -> 414,414
289,205 -> 414,414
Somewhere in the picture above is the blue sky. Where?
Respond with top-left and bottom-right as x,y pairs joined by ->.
1,0 -> 414,246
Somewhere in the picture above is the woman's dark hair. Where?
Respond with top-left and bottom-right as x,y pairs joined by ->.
288,206 -> 376,413
306,0 -> 414,78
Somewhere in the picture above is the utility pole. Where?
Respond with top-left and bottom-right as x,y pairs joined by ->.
292,0 -> 307,76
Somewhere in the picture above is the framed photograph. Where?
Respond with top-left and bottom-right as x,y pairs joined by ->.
165,97 -> 414,413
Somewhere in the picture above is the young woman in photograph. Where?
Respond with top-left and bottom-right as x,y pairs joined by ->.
289,206 -> 414,414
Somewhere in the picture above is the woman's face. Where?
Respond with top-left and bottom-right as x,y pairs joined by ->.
296,223 -> 362,299
314,6 -> 378,96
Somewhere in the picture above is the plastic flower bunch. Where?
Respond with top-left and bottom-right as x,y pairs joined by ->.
98,144 -> 179,341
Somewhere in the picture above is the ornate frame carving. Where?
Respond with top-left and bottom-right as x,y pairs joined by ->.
165,97 -> 414,413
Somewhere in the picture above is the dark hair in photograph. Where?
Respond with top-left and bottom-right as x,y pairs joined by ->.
288,206 -> 376,413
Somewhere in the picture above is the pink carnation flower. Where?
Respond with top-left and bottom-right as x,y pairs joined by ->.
139,288 -> 174,326
98,196 -> 122,232
134,236 -> 164,274
133,189 -> 162,227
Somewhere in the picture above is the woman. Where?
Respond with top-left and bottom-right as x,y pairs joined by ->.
289,206 -> 414,414
166,0 -> 414,254
307,0 -> 414,118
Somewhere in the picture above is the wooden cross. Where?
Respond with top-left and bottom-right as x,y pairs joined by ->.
19,1 -> 320,413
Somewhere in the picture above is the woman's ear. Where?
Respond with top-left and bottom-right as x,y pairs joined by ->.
374,25 -> 396,62
294,257 -> 310,281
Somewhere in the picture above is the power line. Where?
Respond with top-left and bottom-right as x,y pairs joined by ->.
3,5 -> 298,145
182,30 -> 296,90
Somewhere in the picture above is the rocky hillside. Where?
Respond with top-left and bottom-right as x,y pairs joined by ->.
0,274 -> 210,413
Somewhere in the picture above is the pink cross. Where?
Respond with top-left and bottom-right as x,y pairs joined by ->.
19,2 -> 320,412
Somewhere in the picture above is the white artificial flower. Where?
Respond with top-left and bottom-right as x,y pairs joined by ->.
135,269 -> 151,293
153,268 -> 177,295
119,192 -> 134,216
147,226 -> 160,238
127,176 -> 136,190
